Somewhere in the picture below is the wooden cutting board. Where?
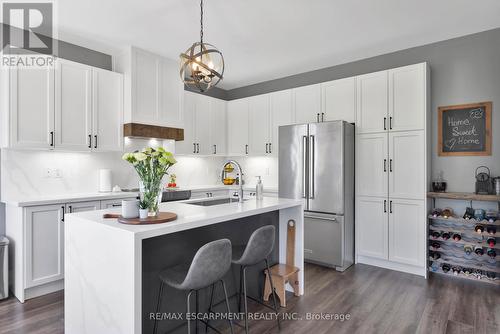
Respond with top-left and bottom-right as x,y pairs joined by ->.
103,212 -> 177,225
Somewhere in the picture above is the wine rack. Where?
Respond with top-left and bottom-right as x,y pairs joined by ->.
427,192 -> 499,285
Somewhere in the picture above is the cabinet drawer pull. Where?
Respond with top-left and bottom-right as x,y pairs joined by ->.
61,206 -> 65,222
213,144 -> 217,154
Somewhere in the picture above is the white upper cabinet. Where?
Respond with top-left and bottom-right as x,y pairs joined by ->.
270,90 -> 293,155
293,84 -> 321,124
55,60 -> 92,151
176,91 -> 196,154
7,67 -> 55,149
117,46 -> 183,128
194,95 -> 211,155
177,92 -> 227,155
321,77 -> 356,123
2,60 -> 123,151
92,68 -> 123,151
227,98 -> 249,155
356,70 -> 388,133
132,48 -> 158,123
209,98 -> 227,155
388,63 -> 427,132
248,94 -> 271,155
158,58 -> 184,127
388,131 -> 425,200
355,133 -> 388,198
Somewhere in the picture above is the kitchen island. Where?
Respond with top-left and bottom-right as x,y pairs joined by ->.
64,197 -> 303,334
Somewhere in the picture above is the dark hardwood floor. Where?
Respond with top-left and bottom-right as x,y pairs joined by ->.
0,263 -> 498,334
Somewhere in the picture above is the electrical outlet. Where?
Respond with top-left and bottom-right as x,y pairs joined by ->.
54,169 -> 62,178
44,168 -> 52,178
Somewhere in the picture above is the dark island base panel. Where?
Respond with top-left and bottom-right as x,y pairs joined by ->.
142,211 -> 280,333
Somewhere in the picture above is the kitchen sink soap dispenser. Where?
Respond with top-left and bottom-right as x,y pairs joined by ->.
256,176 -> 264,200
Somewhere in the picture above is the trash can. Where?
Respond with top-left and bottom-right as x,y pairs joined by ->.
0,236 -> 9,300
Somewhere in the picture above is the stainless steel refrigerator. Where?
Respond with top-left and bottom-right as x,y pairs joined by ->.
279,120 -> 354,271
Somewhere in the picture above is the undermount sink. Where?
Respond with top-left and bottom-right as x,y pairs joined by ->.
187,197 -> 248,206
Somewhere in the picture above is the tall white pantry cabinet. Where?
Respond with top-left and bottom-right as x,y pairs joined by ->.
355,63 -> 430,277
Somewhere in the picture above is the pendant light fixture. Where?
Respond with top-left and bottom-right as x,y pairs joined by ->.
180,0 -> 224,92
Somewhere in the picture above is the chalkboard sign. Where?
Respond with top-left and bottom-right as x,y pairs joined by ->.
438,102 -> 492,156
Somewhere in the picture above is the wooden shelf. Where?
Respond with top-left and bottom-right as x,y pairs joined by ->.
427,192 -> 500,202
428,215 -> 500,226
429,269 -> 499,285
428,256 -> 500,274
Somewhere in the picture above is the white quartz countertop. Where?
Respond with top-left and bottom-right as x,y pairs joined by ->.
3,191 -> 139,207
67,197 -> 302,240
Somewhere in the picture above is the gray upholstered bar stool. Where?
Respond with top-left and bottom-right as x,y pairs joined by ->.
153,239 -> 234,334
232,225 -> 281,333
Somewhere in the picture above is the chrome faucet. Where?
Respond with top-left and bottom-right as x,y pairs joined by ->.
221,160 -> 244,203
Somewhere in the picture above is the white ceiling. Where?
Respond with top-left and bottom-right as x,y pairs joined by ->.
57,0 -> 500,90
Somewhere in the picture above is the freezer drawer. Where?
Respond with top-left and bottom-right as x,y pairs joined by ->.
304,213 -> 343,268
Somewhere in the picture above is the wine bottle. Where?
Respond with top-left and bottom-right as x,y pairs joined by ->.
442,263 -> 451,273
464,244 -> 473,255
486,226 -> 497,235
431,231 -> 441,239
452,233 -> 461,241
486,237 -> 496,247
474,225 -> 485,233
486,271 -> 496,280
487,248 -> 496,258
431,242 -> 440,250
452,266 -> 461,275
474,246 -> 484,256
462,267 -> 471,276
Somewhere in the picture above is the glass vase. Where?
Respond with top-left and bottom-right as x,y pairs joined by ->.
139,180 -> 163,217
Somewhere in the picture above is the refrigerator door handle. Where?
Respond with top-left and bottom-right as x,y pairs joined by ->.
309,135 -> 315,199
302,135 -> 308,198
304,213 -> 337,222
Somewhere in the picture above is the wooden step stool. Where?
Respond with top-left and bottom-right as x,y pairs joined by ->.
263,219 -> 300,307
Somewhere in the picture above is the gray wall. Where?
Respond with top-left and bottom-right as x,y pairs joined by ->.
225,28 -> 500,192
1,24 -> 112,69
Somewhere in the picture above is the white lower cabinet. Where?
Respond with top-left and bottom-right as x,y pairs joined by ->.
7,197 -> 132,302
356,196 -> 388,260
388,199 -> 425,267
25,205 -> 65,288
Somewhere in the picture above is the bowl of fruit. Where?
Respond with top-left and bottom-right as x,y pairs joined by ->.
166,174 -> 177,188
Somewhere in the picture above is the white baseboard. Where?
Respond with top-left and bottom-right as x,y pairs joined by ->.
357,256 -> 426,277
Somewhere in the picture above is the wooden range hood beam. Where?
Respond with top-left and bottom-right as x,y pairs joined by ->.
123,123 -> 184,141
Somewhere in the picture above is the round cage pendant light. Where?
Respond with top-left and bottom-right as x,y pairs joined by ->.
180,0 -> 224,92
